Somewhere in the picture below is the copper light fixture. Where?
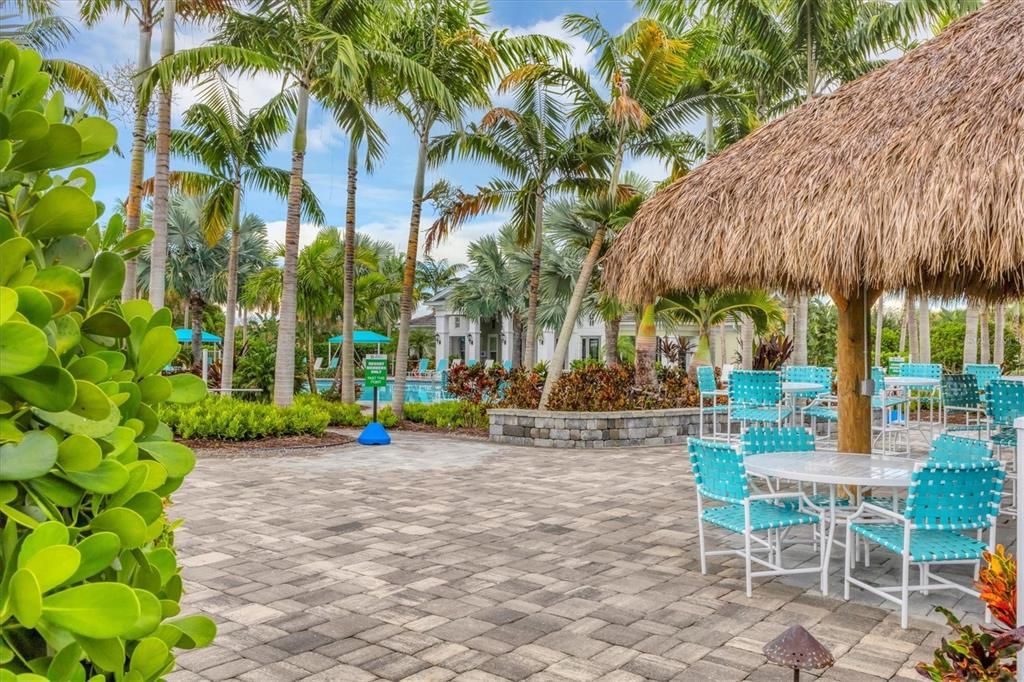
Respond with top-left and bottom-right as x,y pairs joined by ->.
763,625 -> 834,681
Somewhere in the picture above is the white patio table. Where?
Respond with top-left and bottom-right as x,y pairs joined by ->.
1002,375 -> 1024,382
780,381 -> 827,425
745,451 -> 922,595
884,376 -> 942,440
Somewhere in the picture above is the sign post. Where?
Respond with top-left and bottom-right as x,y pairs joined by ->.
358,354 -> 390,445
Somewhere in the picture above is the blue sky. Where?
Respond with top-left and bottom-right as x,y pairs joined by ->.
57,1 -> 674,264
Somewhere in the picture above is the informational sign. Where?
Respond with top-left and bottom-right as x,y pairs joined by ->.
364,354 -> 388,389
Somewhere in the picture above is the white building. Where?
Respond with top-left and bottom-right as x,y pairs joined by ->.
424,288 -> 744,368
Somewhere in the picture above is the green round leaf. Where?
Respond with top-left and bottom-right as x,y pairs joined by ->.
9,124 -> 81,172
0,237 -> 33,286
86,252 -> 124,311
120,299 -> 153,323
9,365 -> 76,411
24,186 -> 97,240
8,110 -> 47,140
169,615 -> 217,649
145,547 -> 177,586
128,637 -> 169,680
52,315 -> 81,356
73,636 -> 124,674
33,396 -> 120,438
89,507 -> 146,548
18,520 -> 68,565
81,311 -> 130,338
67,168 -> 96,195
122,589 -> 162,640
44,236 -> 95,272
57,433 -> 102,472
64,458 -> 129,494
66,356 -> 107,383
126,461 -> 166,493
124,491 -> 162,525
114,228 -> 154,253
73,118 -> 117,160
165,373 -> 207,404
68,532 -> 120,583
22,544 -> 80,592
10,568 -> 42,627
46,642 -> 83,682
138,441 -> 195,478
0,431 -> 57,480
0,322 -> 47,376
31,266 -> 83,315
134,327 -> 177,378
13,286 -> 52,327
138,375 -> 171,404
41,583 -> 141,638
0,287 -> 15,323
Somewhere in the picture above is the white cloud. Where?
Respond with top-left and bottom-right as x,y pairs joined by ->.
501,16 -> 595,72
263,221 -> 323,253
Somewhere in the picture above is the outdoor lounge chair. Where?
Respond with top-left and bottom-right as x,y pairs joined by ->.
739,426 -> 845,511
689,438 -> 825,597
844,459 -> 1004,628
965,364 -> 1002,393
327,357 -> 339,370
502,359 -> 513,371
409,357 -> 429,377
941,373 -> 984,434
312,357 -> 323,371
466,358 -> 478,368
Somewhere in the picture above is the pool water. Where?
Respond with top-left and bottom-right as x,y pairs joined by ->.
314,378 -> 445,404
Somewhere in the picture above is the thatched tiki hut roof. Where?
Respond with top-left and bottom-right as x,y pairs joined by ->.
603,0 -> 1024,453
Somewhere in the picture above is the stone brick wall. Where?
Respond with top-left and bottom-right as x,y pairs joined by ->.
487,408 -> 721,448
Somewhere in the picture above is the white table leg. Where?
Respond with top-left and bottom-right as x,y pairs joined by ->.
821,484 -> 836,596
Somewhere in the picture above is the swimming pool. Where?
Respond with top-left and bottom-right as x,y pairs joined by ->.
313,378 -> 446,404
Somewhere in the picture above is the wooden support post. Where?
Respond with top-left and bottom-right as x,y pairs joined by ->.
832,288 -> 878,454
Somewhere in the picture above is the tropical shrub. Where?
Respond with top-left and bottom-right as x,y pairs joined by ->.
233,321 -> 307,398
161,397 -> 329,440
298,396 -> 366,427
752,333 -> 794,370
917,546 -> 1024,680
404,402 -> 488,429
0,42 -> 215,679
499,367 -> 545,409
445,364 -> 507,405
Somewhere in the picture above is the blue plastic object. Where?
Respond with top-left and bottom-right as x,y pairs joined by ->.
358,421 -> 391,445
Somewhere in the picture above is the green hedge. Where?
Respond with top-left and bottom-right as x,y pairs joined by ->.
404,402 -> 488,429
161,397 -> 330,440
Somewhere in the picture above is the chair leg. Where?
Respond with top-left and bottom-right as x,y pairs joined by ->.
843,524 -> 853,599
900,552 -> 911,629
697,504 -> 707,575
744,525 -> 753,598
920,564 -> 929,596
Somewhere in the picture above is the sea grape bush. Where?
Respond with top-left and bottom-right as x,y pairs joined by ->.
161,396 -> 330,440
0,42 -> 215,680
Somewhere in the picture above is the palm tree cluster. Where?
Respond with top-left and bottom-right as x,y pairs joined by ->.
34,0 -> 978,412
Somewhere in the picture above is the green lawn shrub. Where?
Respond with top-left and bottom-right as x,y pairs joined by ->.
0,41 -> 216,679
161,397 -> 329,440
403,402 -> 488,429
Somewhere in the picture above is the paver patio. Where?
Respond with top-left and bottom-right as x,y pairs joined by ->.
166,432 -> 1014,681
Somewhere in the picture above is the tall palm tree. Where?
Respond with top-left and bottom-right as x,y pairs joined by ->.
146,0 -> 177,310
426,77 -> 600,369
80,0 -> 227,299
387,0 -> 561,417
145,91 -> 325,390
163,0 -> 453,406
529,16 -> 705,406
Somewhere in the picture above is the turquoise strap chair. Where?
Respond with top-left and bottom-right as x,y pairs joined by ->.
502,359 -> 513,371
689,438 -> 824,597
740,426 -> 847,510
466,358 -> 478,368
435,357 -> 449,375
965,364 -> 1002,393
871,367 -> 910,454
844,459 -> 1005,628
727,370 -> 791,434
941,374 -> 983,434
782,365 -> 833,399
985,380 -> 1024,515
897,362 -> 943,426
696,365 -> 728,438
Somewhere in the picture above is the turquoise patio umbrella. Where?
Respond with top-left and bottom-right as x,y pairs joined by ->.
174,328 -> 222,343
327,330 -> 391,356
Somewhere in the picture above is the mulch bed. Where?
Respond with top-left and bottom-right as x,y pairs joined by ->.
397,420 -> 489,439
186,432 -> 355,458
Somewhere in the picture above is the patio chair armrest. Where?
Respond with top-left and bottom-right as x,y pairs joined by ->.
850,501 -> 905,522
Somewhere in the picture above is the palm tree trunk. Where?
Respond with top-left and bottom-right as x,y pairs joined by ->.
524,187 -> 544,368
918,296 -> 931,362
635,304 -> 657,387
341,138 -> 358,403
190,290 -> 203,372
980,306 -> 991,364
741,316 -> 754,369
539,225 -> 607,409
219,181 -> 242,391
306,318 -> 317,396
717,323 -> 728,366
242,308 -> 248,345
907,295 -> 918,362
994,302 -> 1005,366
539,137 -> 624,408
273,83 -> 309,407
123,16 -> 152,301
604,315 -> 620,366
794,295 -> 808,365
392,122 -> 430,418
898,296 -> 907,354
147,0 -> 175,309
963,302 -> 979,366
873,297 -> 884,367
